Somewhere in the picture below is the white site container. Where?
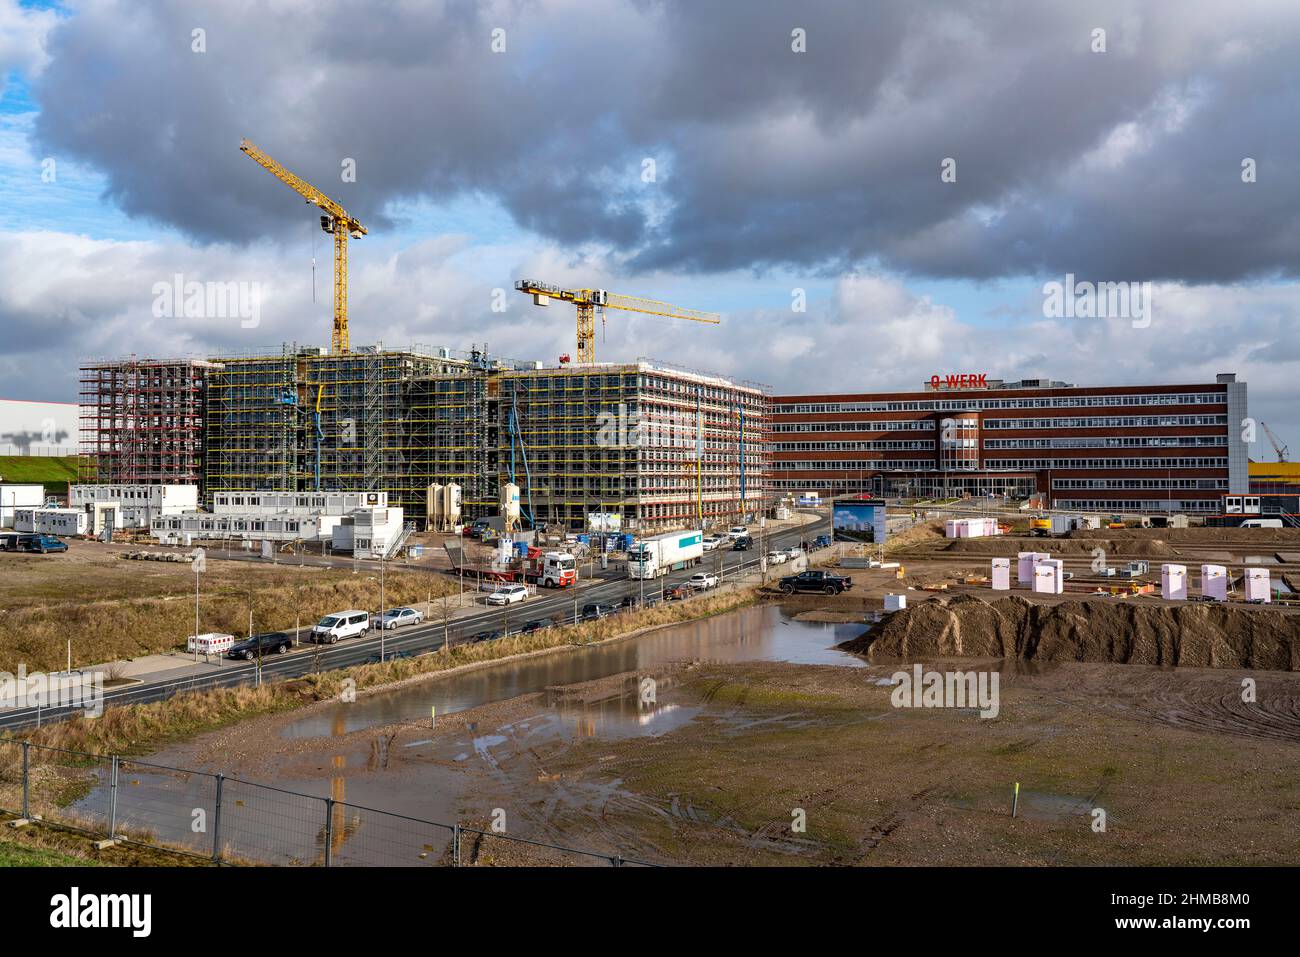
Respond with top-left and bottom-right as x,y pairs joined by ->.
187,633 -> 235,655
991,558 -> 1011,591
884,593 -> 907,612
1244,567 -> 1271,602
1033,558 -> 1064,594
1160,563 -> 1188,601
1018,551 -> 1049,586
1200,564 -> 1228,602
944,519 -> 959,538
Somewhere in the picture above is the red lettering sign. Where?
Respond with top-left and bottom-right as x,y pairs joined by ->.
929,373 -> 989,389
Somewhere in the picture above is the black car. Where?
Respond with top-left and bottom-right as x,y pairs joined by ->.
471,629 -> 504,643
778,570 -> 853,596
732,536 -> 753,551
227,632 -> 293,660
520,619 -> 552,634
581,603 -> 619,621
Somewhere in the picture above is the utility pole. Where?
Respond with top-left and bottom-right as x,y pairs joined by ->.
379,552 -> 387,662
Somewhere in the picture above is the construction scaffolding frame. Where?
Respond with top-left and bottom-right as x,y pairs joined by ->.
78,357 -> 217,487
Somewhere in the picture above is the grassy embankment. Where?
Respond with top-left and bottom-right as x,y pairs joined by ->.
0,454 -> 89,500
0,550 -> 458,673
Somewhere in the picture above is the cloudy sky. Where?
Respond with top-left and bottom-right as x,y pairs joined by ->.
2,0 -> 1299,455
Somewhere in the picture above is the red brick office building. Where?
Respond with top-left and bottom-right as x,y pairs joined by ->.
769,374 -> 1249,514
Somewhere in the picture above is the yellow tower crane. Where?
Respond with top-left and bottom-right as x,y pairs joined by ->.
239,138 -> 367,354
514,279 -> 720,363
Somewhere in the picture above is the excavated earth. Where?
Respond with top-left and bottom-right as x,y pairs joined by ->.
845,593 -> 1300,671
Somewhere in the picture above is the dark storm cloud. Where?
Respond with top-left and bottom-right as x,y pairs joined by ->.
30,0 -> 1300,282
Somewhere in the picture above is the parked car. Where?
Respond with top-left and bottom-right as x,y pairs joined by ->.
689,572 -> 720,590
520,618 -> 552,634
227,631 -> 292,660
665,583 -> 695,601
22,534 -> 67,554
581,602 -> 619,621
732,536 -> 753,551
778,570 -> 853,596
471,629 -> 504,643
486,583 -> 529,606
377,607 -> 424,630
310,610 -> 371,644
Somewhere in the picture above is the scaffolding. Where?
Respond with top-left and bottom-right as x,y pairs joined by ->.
78,358 -> 217,487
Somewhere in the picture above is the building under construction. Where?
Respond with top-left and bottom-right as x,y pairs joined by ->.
78,357 -> 218,486
80,346 -> 769,533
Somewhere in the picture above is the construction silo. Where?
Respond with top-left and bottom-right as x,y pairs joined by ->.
426,483 -> 443,530
501,482 -> 521,532
443,483 -> 462,528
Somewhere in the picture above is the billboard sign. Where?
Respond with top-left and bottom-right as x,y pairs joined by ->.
833,497 -> 887,544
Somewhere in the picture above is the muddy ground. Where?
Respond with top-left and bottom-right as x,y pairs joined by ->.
152,647 -> 1300,866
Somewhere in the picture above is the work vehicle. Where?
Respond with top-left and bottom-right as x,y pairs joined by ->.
471,548 -> 577,588
689,571 -> 719,590
627,530 -> 703,579
21,534 -> 67,553
665,583 -> 695,601
1241,518 -> 1284,529
471,629 -> 503,643
187,633 -> 236,656
581,602 -> 619,621
731,536 -> 753,551
778,570 -> 853,596
310,610 -> 371,644
227,631 -> 292,660
486,583 -> 529,606
377,607 -> 424,630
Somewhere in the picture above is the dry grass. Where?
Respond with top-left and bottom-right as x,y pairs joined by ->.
0,545 -> 456,673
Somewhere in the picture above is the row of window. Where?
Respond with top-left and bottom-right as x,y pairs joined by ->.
984,435 -> 1227,449
984,415 -> 1227,430
1054,499 -> 1222,513
772,391 -> 1225,415
1051,478 -> 1228,490
771,420 -> 937,433
773,440 -> 934,452
771,456 -> 1229,473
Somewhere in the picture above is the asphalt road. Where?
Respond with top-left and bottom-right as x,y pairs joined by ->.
0,515 -> 829,732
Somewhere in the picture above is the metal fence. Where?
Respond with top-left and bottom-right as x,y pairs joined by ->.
0,738 -> 656,867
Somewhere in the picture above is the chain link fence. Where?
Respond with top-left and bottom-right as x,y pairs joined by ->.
0,739 -> 656,867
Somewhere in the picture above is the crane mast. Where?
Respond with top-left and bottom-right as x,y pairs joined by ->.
239,138 -> 367,354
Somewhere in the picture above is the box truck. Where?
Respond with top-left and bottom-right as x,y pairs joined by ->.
628,530 -> 704,579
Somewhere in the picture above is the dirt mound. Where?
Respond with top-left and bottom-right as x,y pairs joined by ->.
845,593 -> 1300,671
1073,527 -> 1300,546
941,537 -> 1179,557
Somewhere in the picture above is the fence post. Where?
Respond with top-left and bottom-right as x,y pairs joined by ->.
612,854 -> 624,867
21,741 -> 30,819
211,773 -> 224,863
324,797 -> 334,867
107,755 -> 119,841
452,823 -> 461,866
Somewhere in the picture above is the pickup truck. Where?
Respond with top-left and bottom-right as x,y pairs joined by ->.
778,570 -> 853,596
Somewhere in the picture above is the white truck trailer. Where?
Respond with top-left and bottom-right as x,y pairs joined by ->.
628,530 -> 704,579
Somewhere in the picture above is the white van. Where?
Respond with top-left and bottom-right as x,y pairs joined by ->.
1241,518 -> 1283,529
310,610 -> 371,644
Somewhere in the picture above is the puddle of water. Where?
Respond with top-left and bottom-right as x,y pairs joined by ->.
279,604 -> 865,739
1016,790 -> 1094,823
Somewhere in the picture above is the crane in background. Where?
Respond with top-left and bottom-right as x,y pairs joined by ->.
239,138 -> 367,354
514,279 -> 720,364
1262,421 -> 1290,462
